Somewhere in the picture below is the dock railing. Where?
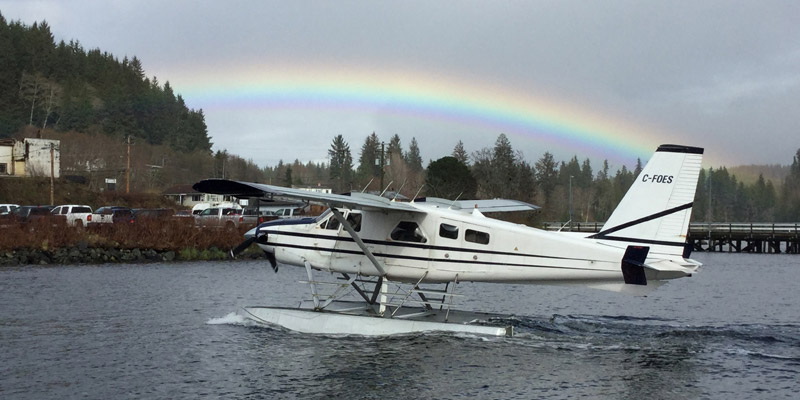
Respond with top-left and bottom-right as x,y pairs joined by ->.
541,222 -> 800,253
543,222 -> 800,235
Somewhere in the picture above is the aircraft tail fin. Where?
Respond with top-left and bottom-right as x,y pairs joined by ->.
589,144 -> 703,257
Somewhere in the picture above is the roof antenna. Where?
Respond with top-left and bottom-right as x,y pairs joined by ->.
410,184 -> 426,203
361,178 -> 374,193
448,192 -> 464,209
391,179 -> 408,201
379,181 -> 394,197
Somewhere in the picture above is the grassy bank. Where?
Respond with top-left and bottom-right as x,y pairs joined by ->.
0,220 -> 261,265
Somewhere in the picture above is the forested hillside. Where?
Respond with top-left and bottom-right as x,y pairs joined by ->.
0,13 -> 210,152
2,14 -> 797,223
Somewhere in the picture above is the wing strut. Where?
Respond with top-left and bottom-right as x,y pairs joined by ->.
329,206 -> 387,277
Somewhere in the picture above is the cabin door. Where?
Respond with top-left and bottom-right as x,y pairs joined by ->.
331,210 -> 385,276
432,218 -> 466,264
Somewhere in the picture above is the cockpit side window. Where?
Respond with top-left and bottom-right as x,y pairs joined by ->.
390,221 -> 427,243
324,216 -> 340,230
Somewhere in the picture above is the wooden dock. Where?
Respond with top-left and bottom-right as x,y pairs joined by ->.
542,222 -> 800,254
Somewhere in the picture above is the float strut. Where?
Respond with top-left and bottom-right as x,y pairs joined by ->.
304,259 -> 320,309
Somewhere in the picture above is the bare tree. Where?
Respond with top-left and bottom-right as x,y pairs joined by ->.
41,80 -> 62,129
19,71 -> 45,126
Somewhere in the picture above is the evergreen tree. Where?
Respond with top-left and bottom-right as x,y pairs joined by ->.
284,166 -> 293,187
387,134 -> 402,160
357,132 -> 381,184
405,137 -> 423,173
633,158 -> 643,177
579,158 -> 593,189
425,156 -> 477,199
535,151 -> 558,203
490,133 -> 517,198
558,156 -> 581,188
328,134 -> 353,192
780,148 -> 800,219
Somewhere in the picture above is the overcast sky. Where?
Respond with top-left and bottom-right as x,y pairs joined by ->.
2,1 -> 799,169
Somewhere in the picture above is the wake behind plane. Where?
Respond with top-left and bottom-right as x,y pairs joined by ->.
194,144 -> 704,336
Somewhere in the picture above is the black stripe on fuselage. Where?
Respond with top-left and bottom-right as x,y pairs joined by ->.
589,235 -> 687,247
258,229 -> 601,263
264,241 -> 601,272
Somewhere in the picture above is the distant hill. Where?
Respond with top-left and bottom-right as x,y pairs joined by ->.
0,14 -> 211,153
727,164 -> 788,186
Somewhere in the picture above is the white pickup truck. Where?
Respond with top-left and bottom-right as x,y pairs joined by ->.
273,207 -> 304,219
195,204 -> 244,229
89,206 -> 134,226
50,204 -> 93,227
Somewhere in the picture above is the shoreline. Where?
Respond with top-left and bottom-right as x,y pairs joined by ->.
1,245 -> 265,266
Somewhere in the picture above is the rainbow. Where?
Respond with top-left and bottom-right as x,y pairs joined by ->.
174,63 -> 682,164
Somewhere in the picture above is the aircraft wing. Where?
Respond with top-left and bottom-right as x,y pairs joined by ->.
416,197 -> 539,213
453,199 -> 539,213
192,179 -> 423,213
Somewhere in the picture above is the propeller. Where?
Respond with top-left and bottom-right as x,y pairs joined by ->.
229,237 -> 256,259
229,232 -> 279,273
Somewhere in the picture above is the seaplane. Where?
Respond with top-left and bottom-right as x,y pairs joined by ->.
193,144 -> 704,336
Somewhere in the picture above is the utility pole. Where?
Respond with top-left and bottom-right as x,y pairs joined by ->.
50,143 -> 55,205
707,171 -> 712,245
569,175 -> 573,231
126,135 -> 131,193
379,142 -> 385,193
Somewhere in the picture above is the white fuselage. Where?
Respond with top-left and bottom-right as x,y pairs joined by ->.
253,203 -> 693,286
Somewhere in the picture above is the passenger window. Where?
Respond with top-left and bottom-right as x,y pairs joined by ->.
61,208 -> 69,214
391,221 -> 427,243
439,223 -> 459,239
465,229 -> 490,245
346,212 -> 362,232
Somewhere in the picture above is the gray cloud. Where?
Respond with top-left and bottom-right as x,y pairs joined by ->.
2,0 -> 798,167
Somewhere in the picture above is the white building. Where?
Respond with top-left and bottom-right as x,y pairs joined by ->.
0,138 -> 60,178
162,184 -> 235,208
293,185 -> 332,194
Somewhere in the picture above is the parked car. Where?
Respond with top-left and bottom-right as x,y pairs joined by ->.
0,204 -> 19,215
11,205 -> 65,226
51,204 -> 93,227
90,206 -> 134,226
174,210 -> 192,218
132,208 -> 174,222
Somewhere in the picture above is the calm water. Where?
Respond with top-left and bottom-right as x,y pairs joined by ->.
1,253 -> 799,399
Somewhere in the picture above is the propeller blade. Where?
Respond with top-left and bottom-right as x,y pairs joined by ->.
232,231 -> 278,272
229,237 -> 256,259
266,251 -> 278,272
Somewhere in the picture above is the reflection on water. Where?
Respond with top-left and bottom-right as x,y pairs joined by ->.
0,253 -> 798,399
